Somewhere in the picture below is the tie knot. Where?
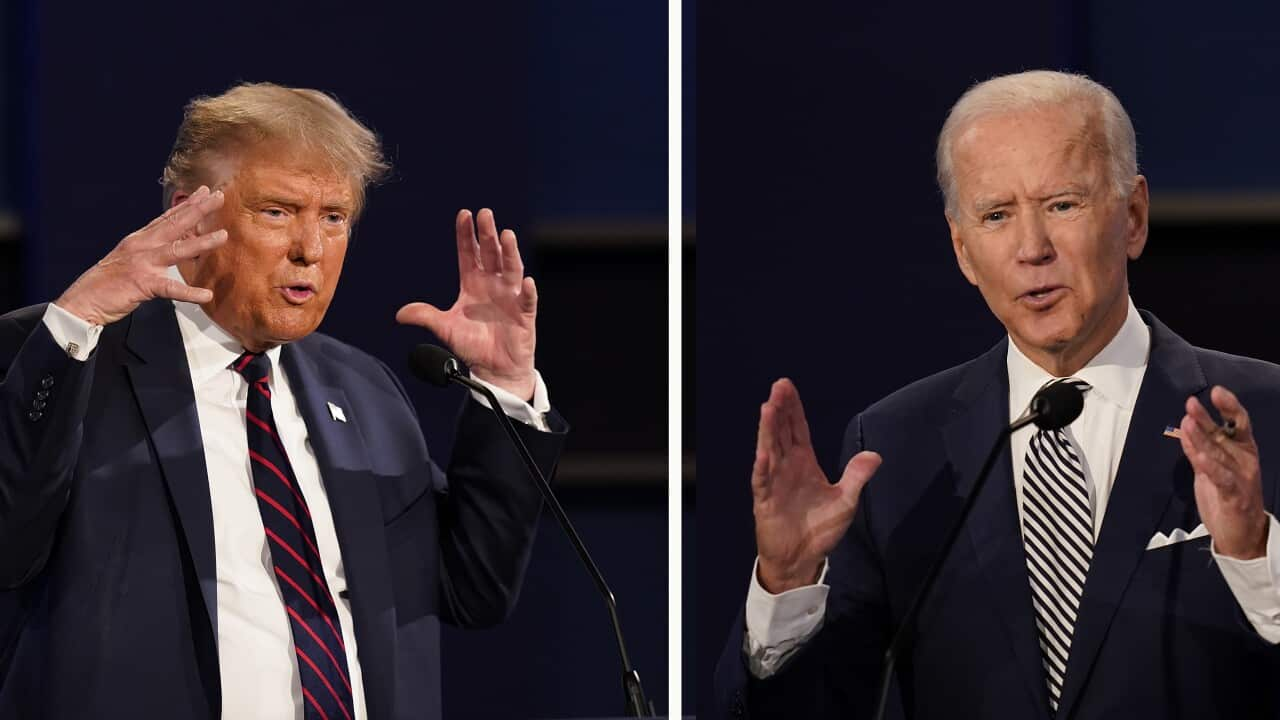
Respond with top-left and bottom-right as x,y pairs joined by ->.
231,351 -> 270,384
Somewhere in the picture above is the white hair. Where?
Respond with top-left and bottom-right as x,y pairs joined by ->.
935,70 -> 1138,216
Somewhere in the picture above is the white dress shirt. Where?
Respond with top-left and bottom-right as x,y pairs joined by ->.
744,298 -> 1280,678
42,297 -> 551,718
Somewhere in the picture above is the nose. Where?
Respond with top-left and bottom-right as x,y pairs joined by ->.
1013,209 -> 1055,265
290,214 -> 325,265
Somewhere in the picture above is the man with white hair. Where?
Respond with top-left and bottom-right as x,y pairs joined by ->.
715,70 -> 1280,719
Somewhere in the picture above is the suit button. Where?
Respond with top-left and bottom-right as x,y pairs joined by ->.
32,400 -> 46,411
27,411 -> 42,422
41,375 -> 54,389
35,389 -> 49,400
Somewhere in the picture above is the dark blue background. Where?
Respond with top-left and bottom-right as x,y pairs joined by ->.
695,0 -> 1280,714
2,0 -> 669,717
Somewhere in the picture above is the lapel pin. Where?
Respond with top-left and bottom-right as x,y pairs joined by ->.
1163,425 -> 1182,440
327,401 -> 347,423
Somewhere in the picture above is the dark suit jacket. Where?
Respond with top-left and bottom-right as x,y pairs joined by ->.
717,311 -> 1280,719
0,299 -> 567,719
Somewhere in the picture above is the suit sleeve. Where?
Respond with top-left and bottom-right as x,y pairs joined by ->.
0,308 -> 98,588
714,413 -> 899,719
377,361 -> 568,628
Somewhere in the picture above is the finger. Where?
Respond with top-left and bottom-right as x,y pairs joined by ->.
395,301 -> 448,333
1185,397 -> 1251,473
475,208 -> 503,273
758,400 -> 785,463
158,228 -> 228,266
149,187 -> 224,244
751,447 -> 772,499
1180,414 -> 1239,487
152,274 -> 213,305
518,275 -> 538,314
455,209 -> 480,277
773,377 -> 812,447
143,185 -> 210,232
499,229 -> 524,280
1211,385 -> 1255,444
836,451 -> 882,508
768,379 -> 796,454
1184,395 -> 1220,436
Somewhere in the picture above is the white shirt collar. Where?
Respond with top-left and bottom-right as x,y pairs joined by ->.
1007,297 -> 1150,417
167,266 -> 283,387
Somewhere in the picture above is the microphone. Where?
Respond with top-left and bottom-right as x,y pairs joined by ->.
408,344 -> 654,718
873,380 -> 1086,720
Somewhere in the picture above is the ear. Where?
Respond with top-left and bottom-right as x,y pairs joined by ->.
948,213 -> 979,286
1124,175 -> 1150,261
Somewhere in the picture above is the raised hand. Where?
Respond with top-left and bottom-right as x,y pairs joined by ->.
1178,386 -> 1269,560
753,378 -> 882,593
55,186 -> 227,326
396,209 -> 537,400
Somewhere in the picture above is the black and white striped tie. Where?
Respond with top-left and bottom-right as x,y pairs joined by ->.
1020,377 -> 1093,713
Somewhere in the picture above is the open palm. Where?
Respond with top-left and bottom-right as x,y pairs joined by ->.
753,379 -> 882,592
396,209 -> 537,399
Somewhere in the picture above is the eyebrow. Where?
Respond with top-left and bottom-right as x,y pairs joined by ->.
971,186 -> 1091,213
251,193 -> 354,214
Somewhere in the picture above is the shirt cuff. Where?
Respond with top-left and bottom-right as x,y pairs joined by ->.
1212,513 -> 1280,643
743,557 -> 830,678
468,371 -> 551,432
43,303 -> 104,361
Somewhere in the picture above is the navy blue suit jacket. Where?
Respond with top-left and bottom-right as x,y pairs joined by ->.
0,299 -> 567,719
717,312 -> 1280,719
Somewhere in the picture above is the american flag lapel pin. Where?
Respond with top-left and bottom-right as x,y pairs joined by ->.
327,401 -> 348,423
1163,425 -> 1182,440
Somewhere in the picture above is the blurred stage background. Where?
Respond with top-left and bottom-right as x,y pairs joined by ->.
696,0 -> 1280,714
0,1 -> 671,717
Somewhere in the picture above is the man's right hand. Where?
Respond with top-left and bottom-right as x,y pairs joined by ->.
55,186 -> 227,326
752,378 -> 882,593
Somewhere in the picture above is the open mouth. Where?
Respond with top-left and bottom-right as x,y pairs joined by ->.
1020,285 -> 1065,307
279,284 -> 317,304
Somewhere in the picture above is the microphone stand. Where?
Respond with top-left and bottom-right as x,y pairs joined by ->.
872,408 -> 1041,720
441,357 -> 655,717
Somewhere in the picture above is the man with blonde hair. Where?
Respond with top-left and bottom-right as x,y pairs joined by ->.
716,70 -> 1280,718
0,82 -> 566,720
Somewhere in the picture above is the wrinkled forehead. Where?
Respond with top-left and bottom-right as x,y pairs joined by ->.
202,139 -> 358,208
951,105 -> 1107,201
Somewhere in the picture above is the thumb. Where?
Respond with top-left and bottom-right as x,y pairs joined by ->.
396,302 -> 447,332
836,451 -> 882,509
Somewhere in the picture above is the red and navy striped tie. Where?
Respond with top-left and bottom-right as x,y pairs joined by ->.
233,351 -> 356,720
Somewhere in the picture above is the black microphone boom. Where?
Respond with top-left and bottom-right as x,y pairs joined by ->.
407,343 -> 654,717
872,380 -> 1086,720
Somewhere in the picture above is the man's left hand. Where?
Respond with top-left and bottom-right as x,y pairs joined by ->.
1179,386 -> 1269,560
397,208 -> 537,400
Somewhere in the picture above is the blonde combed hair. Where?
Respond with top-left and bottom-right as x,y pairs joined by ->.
936,70 -> 1137,216
160,82 -> 390,214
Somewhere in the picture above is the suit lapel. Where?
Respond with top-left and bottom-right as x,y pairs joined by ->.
281,342 -> 397,720
124,300 -> 219,642
942,339 -> 1054,718
1054,313 -> 1205,719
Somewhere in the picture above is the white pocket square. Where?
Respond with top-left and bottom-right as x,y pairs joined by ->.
1145,523 -> 1209,550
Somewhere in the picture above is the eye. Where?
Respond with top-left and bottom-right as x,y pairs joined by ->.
1050,200 -> 1076,212
983,210 -> 1006,223
262,207 -> 287,219
323,212 -> 347,225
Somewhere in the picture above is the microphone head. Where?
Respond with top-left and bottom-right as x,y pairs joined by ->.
408,344 -> 460,387
1030,381 -> 1086,431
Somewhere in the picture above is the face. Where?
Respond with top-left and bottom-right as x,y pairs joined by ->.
175,143 -> 355,352
946,106 -> 1149,375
